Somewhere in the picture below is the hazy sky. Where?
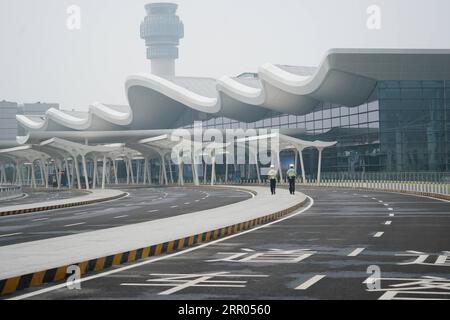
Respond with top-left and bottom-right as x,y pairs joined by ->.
1,0 -> 449,111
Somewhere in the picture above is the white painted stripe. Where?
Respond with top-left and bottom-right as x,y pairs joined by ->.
0,232 -> 23,238
385,221 -> 392,225
373,232 -> 384,238
388,208 -> 394,211
195,200 -> 200,202
372,198 -> 377,200
147,210 -> 159,213
32,218 -> 49,222
383,204 -> 389,206
378,200 -> 384,203
114,215 -> 129,219
170,205 -> 178,208
295,275 -> 326,290
9,196 -> 315,300
348,248 -> 365,257
64,222 -> 85,227
389,213 -> 395,217
184,202 -> 190,205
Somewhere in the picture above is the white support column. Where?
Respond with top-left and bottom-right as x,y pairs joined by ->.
277,152 -> 283,182
65,159 -> 71,188
211,156 -> 216,186
73,156 -> 81,190
125,158 -> 130,184
148,159 -> 152,185
128,158 -> 135,184
92,156 -> 98,189
101,155 -> 107,189
31,162 -> 36,188
81,154 -> 89,190
161,153 -> 168,185
168,157 -> 174,185
317,148 -> 324,185
255,152 -> 261,184
112,159 -> 119,185
298,148 -> 306,184
136,159 -> 140,185
203,160 -> 208,184
143,157 -> 148,185
224,162 -> 228,184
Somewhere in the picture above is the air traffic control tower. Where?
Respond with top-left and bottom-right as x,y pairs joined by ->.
140,2 -> 184,77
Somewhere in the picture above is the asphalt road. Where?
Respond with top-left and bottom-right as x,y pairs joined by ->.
0,187 -> 251,247
10,186 -> 450,300
0,190 -> 86,206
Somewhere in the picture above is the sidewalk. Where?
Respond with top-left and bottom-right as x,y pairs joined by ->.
0,189 -> 127,217
0,186 -> 307,295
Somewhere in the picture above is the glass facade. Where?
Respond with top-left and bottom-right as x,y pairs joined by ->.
179,80 -> 450,176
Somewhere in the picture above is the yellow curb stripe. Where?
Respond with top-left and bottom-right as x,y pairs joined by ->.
2,277 -> 20,295
30,271 -> 46,287
94,257 -> 106,272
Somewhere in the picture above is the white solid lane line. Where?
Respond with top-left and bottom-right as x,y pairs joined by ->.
295,275 -> 326,290
0,232 -> 23,238
64,222 -> 86,227
114,215 -> 129,219
373,232 -> 384,238
348,248 -> 365,257
385,221 -> 392,225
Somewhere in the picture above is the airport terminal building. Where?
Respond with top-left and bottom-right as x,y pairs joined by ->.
2,3 -> 450,185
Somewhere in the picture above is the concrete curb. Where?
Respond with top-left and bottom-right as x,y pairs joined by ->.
0,195 -> 309,297
0,191 -> 126,217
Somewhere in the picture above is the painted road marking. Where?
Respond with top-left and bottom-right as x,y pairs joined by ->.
195,200 -> 200,202
148,210 -> 159,213
0,232 -> 23,238
378,200 -> 384,203
184,202 -> 191,205
385,221 -> 392,225
170,205 -> 178,208
388,208 -> 394,211
295,275 -> 326,290
348,248 -> 365,257
32,218 -> 49,222
64,222 -> 86,227
9,197 -> 315,300
372,198 -> 377,200
384,203 -> 389,206
374,232 -> 384,238
389,213 -> 395,217
114,215 -> 129,219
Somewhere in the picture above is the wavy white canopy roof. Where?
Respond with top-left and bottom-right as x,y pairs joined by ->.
17,48 -> 450,138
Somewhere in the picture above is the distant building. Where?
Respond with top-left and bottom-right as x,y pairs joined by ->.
0,101 -> 58,147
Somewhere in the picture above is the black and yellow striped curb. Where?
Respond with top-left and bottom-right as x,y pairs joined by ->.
0,192 -> 127,217
0,197 -> 309,297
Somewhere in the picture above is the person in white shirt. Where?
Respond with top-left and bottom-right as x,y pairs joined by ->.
267,165 -> 278,195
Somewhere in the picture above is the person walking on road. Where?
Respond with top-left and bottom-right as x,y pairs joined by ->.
287,164 -> 297,195
267,165 -> 278,195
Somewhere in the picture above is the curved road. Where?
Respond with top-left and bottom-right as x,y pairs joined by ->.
0,190 -> 87,206
0,187 -> 251,247
9,186 -> 450,300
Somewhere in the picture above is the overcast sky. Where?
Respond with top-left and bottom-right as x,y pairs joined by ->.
1,0 -> 449,111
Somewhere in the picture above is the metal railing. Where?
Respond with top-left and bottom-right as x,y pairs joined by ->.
0,184 -> 23,200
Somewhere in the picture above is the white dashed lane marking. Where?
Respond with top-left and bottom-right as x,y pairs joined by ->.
348,248 -> 365,257
389,213 -> 395,217
373,232 -> 384,238
64,222 -> 86,227
0,232 -> 23,238
388,208 -> 394,211
184,202 -> 190,205
170,206 -> 178,208
148,210 -> 159,213
114,215 -> 129,219
384,221 -> 392,225
295,275 -> 326,290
